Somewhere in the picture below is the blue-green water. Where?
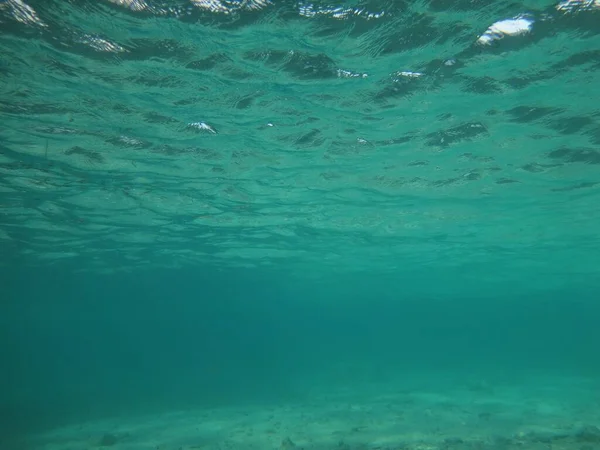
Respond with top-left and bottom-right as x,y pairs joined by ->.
2,0 -> 600,449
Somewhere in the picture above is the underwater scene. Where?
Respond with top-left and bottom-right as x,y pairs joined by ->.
1,0 -> 600,449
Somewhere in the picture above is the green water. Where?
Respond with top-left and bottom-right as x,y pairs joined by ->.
1,0 -> 600,448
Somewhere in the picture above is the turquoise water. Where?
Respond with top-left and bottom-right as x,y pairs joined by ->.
2,0 -> 600,449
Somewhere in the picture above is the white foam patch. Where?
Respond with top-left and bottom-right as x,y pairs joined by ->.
477,17 -> 534,45
556,0 -> 600,12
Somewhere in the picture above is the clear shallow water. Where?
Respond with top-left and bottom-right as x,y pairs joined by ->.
1,0 -> 600,448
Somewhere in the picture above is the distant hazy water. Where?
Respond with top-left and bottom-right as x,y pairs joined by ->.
2,0 -> 600,445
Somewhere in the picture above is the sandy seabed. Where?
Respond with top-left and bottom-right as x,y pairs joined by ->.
25,372 -> 600,450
